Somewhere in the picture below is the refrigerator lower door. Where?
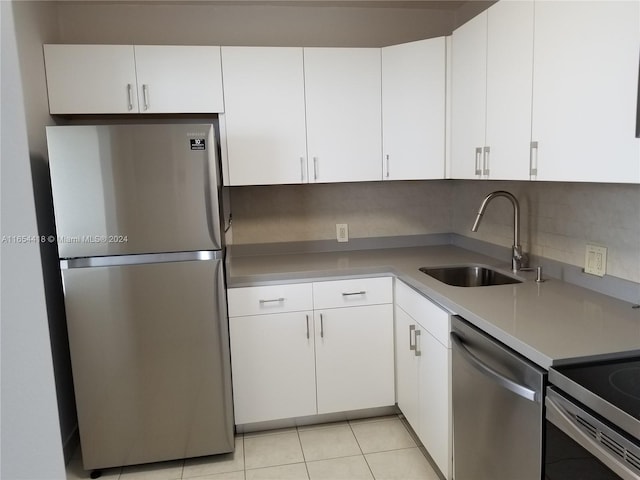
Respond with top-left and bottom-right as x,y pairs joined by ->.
61,253 -> 233,470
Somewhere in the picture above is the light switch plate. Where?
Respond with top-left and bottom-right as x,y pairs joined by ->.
336,223 -> 348,243
584,244 -> 607,277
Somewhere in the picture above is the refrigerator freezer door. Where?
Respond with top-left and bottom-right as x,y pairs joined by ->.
47,124 -> 222,257
61,256 -> 233,470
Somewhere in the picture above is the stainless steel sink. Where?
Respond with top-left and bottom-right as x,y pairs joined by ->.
419,265 -> 523,287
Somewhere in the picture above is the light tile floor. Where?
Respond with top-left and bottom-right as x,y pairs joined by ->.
66,415 -> 441,480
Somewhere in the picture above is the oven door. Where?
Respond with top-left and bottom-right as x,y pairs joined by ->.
545,387 -> 640,480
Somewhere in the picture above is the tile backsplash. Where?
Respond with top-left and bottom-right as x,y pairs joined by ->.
228,180 -> 640,283
228,180 -> 453,244
452,180 -> 640,284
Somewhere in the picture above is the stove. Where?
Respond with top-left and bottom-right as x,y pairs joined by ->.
546,355 -> 640,480
550,357 -> 640,440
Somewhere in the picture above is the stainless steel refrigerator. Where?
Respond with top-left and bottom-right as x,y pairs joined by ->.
46,123 -> 234,471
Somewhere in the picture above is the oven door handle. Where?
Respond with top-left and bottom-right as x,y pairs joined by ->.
451,333 -> 538,403
546,395 -> 639,480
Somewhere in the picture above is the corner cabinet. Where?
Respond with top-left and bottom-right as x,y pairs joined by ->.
382,38 -> 446,180
227,277 -> 394,426
394,280 -> 452,479
43,44 -> 224,114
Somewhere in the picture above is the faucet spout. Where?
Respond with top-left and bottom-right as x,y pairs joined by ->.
470,191 -> 523,273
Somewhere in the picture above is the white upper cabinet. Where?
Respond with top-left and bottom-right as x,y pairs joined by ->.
43,44 -> 224,114
531,0 -> 640,183
133,46 -> 223,114
451,1 -> 534,180
484,0 -> 534,181
382,38 -> 446,180
44,45 -> 139,114
221,47 -> 308,186
304,48 -> 383,183
450,11 -> 488,180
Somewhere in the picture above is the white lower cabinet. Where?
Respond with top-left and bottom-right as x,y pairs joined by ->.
315,304 -> 395,414
394,280 -> 452,479
228,277 -> 394,425
229,311 -> 316,425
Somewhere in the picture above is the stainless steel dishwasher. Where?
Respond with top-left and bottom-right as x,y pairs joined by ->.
451,316 -> 546,480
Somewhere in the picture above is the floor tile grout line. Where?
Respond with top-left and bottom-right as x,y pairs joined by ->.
348,418 -> 377,480
295,425 -> 311,480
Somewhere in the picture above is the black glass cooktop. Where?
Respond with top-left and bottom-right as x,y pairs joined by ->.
555,358 -> 640,419
550,356 -> 640,439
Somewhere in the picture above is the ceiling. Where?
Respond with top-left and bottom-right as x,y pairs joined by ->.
56,0 -> 471,9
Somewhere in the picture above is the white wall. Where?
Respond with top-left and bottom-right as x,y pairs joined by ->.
0,1 -> 66,478
11,0 -> 78,461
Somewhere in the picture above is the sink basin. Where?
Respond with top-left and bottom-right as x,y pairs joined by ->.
419,265 -> 523,287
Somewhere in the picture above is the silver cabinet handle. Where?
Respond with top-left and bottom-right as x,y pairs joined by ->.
259,297 -> 285,304
142,84 -> 150,110
409,324 -> 416,351
483,146 -> 491,177
451,332 -> 538,403
475,147 -> 482,176
530,141 -> 538,178
320,313 -> 324,338
313,157 -> 318,181
385,154 -> 390,178
546,394 -> 639,480
342,291 -> 366,297
414,329 -> 421,356
127,84 -> 133,111
306,314 -> 310,339
300,157 -> 305,182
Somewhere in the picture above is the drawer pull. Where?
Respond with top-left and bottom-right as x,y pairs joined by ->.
342,291 -> 366,297
259,297 -> 285,304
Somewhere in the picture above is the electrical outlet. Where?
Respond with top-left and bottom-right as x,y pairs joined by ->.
336,223 -> 349,243
584,244 -> 607,277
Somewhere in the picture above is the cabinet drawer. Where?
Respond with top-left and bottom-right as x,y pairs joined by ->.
227,283 -> 313,317
395,280 -> 450,347
313,277 -> 392,309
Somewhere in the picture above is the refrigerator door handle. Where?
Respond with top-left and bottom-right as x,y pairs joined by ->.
60,251 -> 223,269
203,129 -> 223,249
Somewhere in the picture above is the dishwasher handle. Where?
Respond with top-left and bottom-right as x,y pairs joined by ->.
451,332 -> 539,403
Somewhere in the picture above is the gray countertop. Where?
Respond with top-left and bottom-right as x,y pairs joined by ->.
226,244 -> 640,370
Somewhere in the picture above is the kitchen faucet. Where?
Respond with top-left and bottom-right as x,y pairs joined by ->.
471,190 -> 524,273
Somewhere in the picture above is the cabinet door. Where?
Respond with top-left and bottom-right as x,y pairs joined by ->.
394,306 -> 420,431
531,1 -> 640,183
417,327 -> 451,480
134,46 -> 224,113
304,48 -> 382,183
229,311 -> 316,424
450,12 -> 488,179
382,38 -> 446,180
484,0 -> 534,181
44,45 -> 138,114
221,47 -> 308,185
314,304 -> 394,414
